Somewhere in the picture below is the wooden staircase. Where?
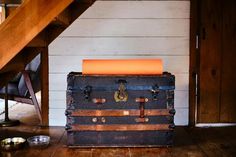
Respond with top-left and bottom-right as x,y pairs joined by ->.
0,0 -> 95,125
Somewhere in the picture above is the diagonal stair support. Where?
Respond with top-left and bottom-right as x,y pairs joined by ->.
0,0 -> 73,70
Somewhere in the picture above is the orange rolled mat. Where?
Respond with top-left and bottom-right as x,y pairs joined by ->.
82,59 -> 163,75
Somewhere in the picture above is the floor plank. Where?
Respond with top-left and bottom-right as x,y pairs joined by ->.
170,127 -> 207,157
92,148 -> 130,157
2,98 -> 236,157
51,131 -> 93,157
129,147 -> 170,157
186,127 -> 236,157
1,124 -> 236,157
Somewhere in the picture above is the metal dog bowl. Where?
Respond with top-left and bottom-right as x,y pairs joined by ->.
0,137 -> 26,151
27,135 -> 50,148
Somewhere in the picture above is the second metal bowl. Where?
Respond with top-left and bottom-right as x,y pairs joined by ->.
27,135 -> 50,148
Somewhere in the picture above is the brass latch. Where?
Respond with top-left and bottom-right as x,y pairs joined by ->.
114,80 -> 128,102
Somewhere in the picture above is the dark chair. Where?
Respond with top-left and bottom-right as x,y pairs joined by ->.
0,54 -> 42,126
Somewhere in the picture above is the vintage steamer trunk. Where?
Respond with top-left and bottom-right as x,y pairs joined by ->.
66,72 -> 175,147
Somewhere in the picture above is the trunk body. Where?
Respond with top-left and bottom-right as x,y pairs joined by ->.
66,72 -> 175,147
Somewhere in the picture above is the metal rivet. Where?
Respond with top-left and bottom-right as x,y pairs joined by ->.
92,117 -> 98,123
145,118 -> 149,122
101,117 -> 106,123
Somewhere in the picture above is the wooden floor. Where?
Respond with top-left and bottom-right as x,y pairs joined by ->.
0,125 -> 236,157
0,104 -> 236,157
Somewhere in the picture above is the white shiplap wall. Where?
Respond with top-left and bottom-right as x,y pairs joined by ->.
49,1 -> 190,126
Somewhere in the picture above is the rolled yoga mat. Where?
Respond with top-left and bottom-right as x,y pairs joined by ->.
82,59 -> 163,75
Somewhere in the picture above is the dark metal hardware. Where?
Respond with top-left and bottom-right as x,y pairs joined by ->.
101,117 -> 106,123
65,110 -> 72,116
166,116 -> 174,123
169,109 -> 176,115
83,85 -> 92,100
92,117 -> 98,123
116,79 -> 127,84
167,90 -> 174,99
169,124 -> 175,129
114,80 -> 128,102
163,71 -> 171,76
151,84 -> 159,100
65,125 -> 72,130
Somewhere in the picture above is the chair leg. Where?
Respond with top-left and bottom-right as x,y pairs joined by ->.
0,84 -> 20,127
22,71 -> 42,125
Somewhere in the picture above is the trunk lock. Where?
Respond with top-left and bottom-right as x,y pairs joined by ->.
114,80 -> 128,102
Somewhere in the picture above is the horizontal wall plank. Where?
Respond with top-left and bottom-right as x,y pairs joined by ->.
175,91 -> 188,108
49,100 -> 65,109
60,19 -> 189,37
49,56 -> 189,73
49,37 -> 189,56
49,109 -> 66,126
49,73 -> 188,91
175,73 -> 189,91
80,1 -> 190,19
49,91 -> 66,100
174,108 -> 188,125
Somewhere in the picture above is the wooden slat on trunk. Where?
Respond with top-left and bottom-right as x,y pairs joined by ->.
70,124 -> 172,131
70,109 -> 172,117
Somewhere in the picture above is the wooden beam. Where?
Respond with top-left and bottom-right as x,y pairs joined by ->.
189,0 -> 200,126
46,2 -> 94,44
70,1 -> 95,21
27,31 -> 47,47
51,8 -> 70,27
40,47 -> 49,126
5,5 -> 18,16
0,71 -> 19,88
0,47 -> 41,88
0,0 -> 22,4
0,53 -> 24,74
0,47 -> 41,74
0,0 -> 73,70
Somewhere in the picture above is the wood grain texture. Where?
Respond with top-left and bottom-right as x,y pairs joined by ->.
220,0 -> 236,122
70,124 -> 172,131
198,0 -> 222,123
41,47 -> 49,126
3,125 -> 236,157
0,0 -> 73,70
70,109 -> 172,117
189,0 -> 198,126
